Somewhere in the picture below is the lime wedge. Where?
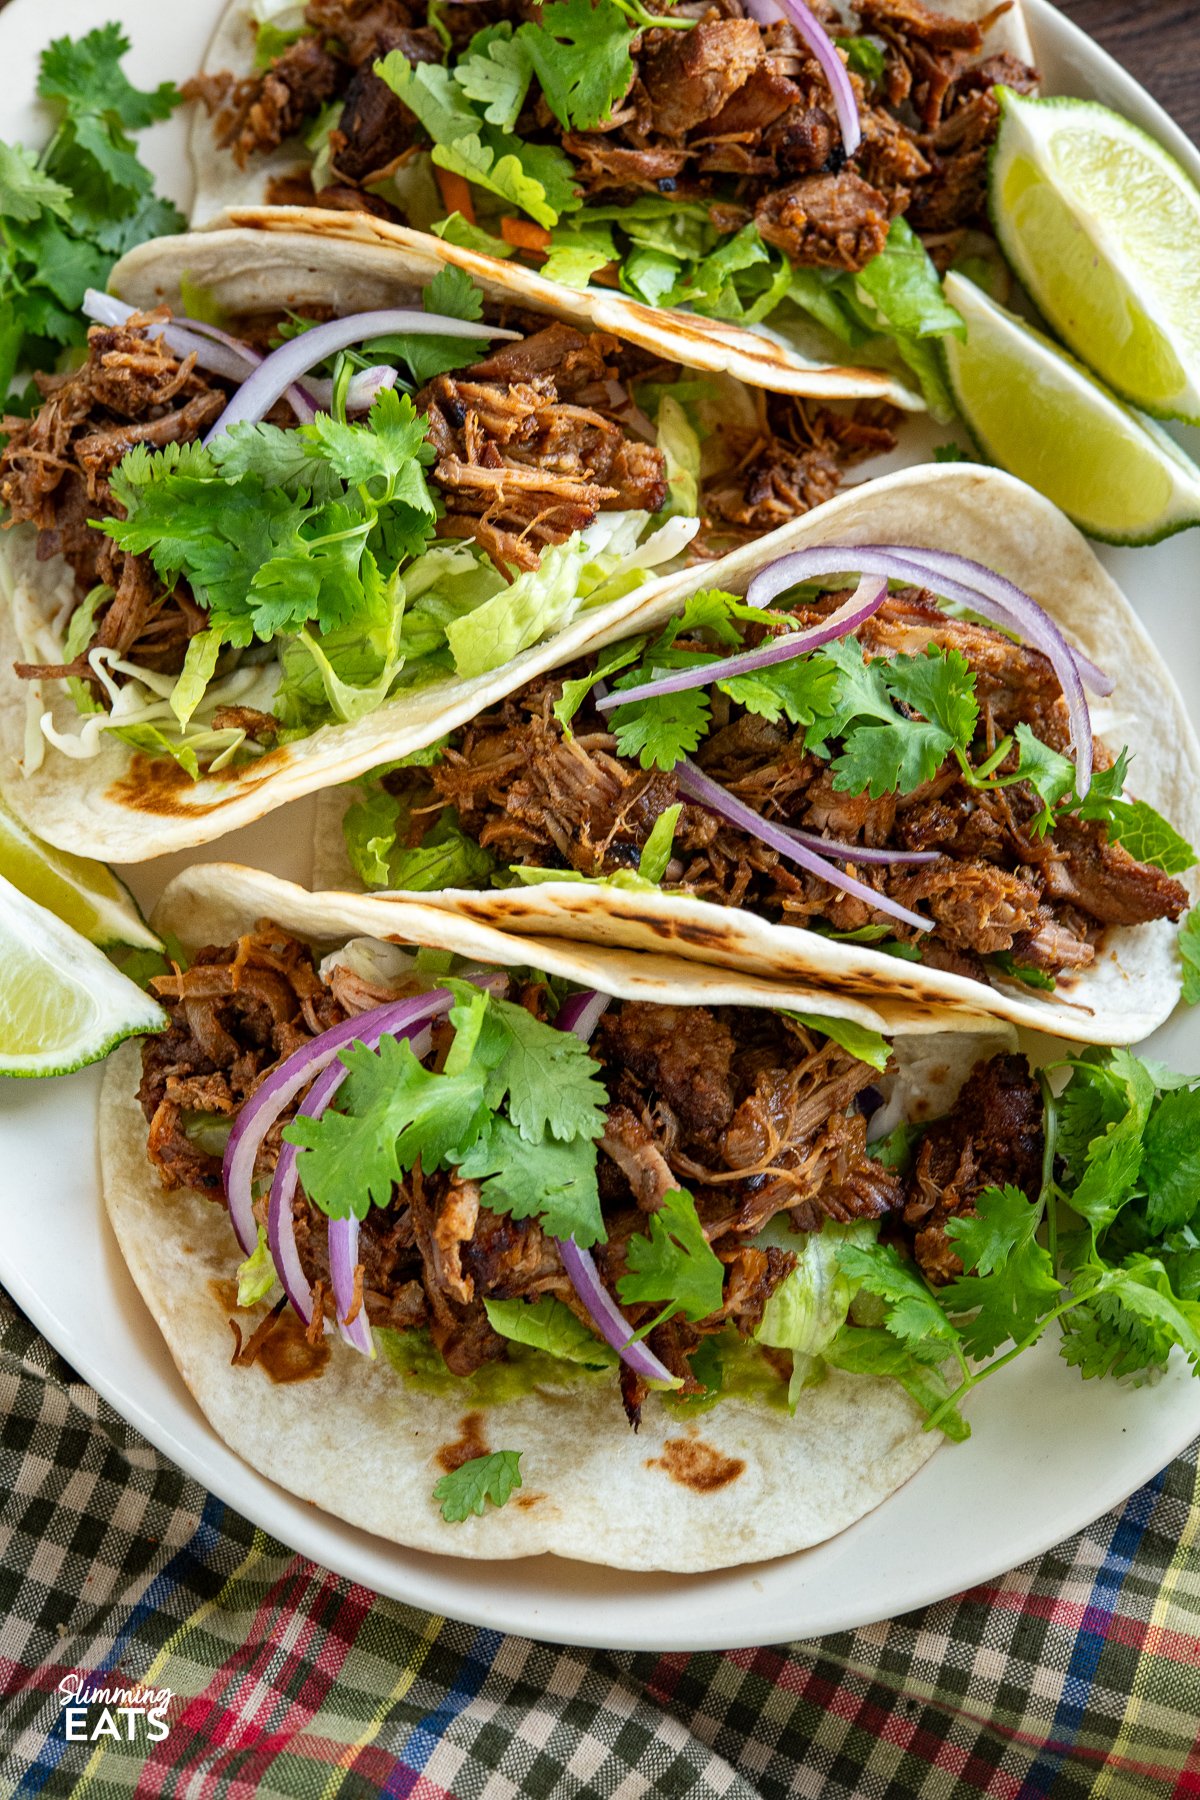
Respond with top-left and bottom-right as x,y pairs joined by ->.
991,89 -> 1200,423
0,872 -> 166,1078
942,272 -> 1200,544
0,794 -> 159,951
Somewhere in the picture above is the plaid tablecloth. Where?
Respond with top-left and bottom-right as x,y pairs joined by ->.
2,1291 -> 1199,1798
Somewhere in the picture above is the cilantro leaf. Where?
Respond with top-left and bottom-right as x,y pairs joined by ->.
0,141 -> 71,222
433,1450 -> 523,1521
518,0 -> 637,132
38,24 -> 178,131
1012,723 -> 1076,834
479,993 -> 609,1144
834,716 -> 956,799
608,684 -> 711,771
1139,1085 -> 1200,1235
304,388 -> 436,503
837,1239 -> 963,1356
459,1116 -> 605,1245
1066,1049 -> 1157,1233
375,51 -> 580,227
617,1188 -> 726,1323
943,1186 -> 1061,1359
454,24 -> 534,132
283,1033 -> 491,1220
719,653 -> 840,730
425,264 -> 485,322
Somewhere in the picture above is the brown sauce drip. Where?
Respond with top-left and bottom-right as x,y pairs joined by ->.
436,1411 -> 490,1474
210,1279 -> 330,1384
647,1436 -> 745,1493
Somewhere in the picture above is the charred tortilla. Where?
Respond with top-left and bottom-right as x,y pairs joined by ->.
100,861 -> 1013,1569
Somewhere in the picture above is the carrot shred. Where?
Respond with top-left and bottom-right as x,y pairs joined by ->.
500,216 -> 552,252
435,167 -> 477,226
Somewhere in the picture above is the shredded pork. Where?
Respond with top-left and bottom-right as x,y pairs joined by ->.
138,927 -> 921,1411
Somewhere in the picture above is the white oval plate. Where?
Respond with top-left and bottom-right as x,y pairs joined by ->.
1,0 -> 1198,1652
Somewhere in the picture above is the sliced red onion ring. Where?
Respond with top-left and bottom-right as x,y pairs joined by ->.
268,1002 -> 448,1332
304,363 -> 399,412
82,288 -> 317,422
596,574 -> 887,714
774,0 -> 860,157
857,544 -> 1114,698
556,987 -> 612,1040
676,757 -> 930,933
204,308 -> 517,442
556,1236 -> 680,1387
782,825 -> 938,867
746,545 -> 1096,798
550,987 -> 685,1389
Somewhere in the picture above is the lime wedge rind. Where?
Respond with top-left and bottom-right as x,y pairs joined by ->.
0,795 -> 160,952
942,271 -> 1200,547
0,872 -> 166,1080
990,89 -> 1200,426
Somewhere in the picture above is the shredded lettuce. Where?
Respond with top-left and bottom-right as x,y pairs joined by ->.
484,1295 -> 618,1365
656,394 -> 701,519
236,1226 -> 278,1306
754,1220 -> 880,1404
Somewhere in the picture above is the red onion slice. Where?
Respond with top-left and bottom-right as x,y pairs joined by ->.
83,288 -> 318,422
268,1003 -> 448,1332
857,543 -> 1114,697
556,1236 -> 681,1387
782,826 -> 938,867
223,998 -> 439,1256
550,987 -> 679,1386
204,308 -> 517,442
746,545 -> 1097,798
776,0 -> 861,157
596,574 -> 887,714
556,987 -> 612,1040
676,757 -> 930,933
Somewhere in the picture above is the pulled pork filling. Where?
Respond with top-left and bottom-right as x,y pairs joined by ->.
138,923 -> 940,1416
0,312 -> 889,704
188,0 -> 1037,273
382,589 -> 1189,984
0,320 -> 227,688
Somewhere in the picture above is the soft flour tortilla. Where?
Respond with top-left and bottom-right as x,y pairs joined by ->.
184,1 -> 1034,408
314,462 -> 1200,1046
100,861 -> 1013,1570
0,220 -> 892,864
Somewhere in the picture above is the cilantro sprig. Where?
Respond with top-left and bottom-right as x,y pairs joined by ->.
283,982 -> 609,1247
595,590 -> 1196,875
0,24 -> 184,397
833,1052 -> 1200,1438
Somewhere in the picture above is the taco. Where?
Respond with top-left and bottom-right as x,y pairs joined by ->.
102,859 -> 1024,1570
314,462 -> 1200,1045
182,0 -> 1037,412
0,221 -> 901,863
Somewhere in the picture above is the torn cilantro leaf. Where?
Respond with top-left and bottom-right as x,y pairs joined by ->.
943,1186 -> 1062,1359
434,1450 -> 523,1521
453,24 -> 534,132
283,1033 -> 491,1220
459,1116 -> 605,1246
608,683 -> 711,772
478,992 -> 609,1144
519,0 -> 637,133
617,1187 -> 725,1323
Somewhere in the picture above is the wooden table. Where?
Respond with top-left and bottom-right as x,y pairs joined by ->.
1057,0 -> 1199,144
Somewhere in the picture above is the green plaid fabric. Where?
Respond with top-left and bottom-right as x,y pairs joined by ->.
2,1288 -> 1199,1798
